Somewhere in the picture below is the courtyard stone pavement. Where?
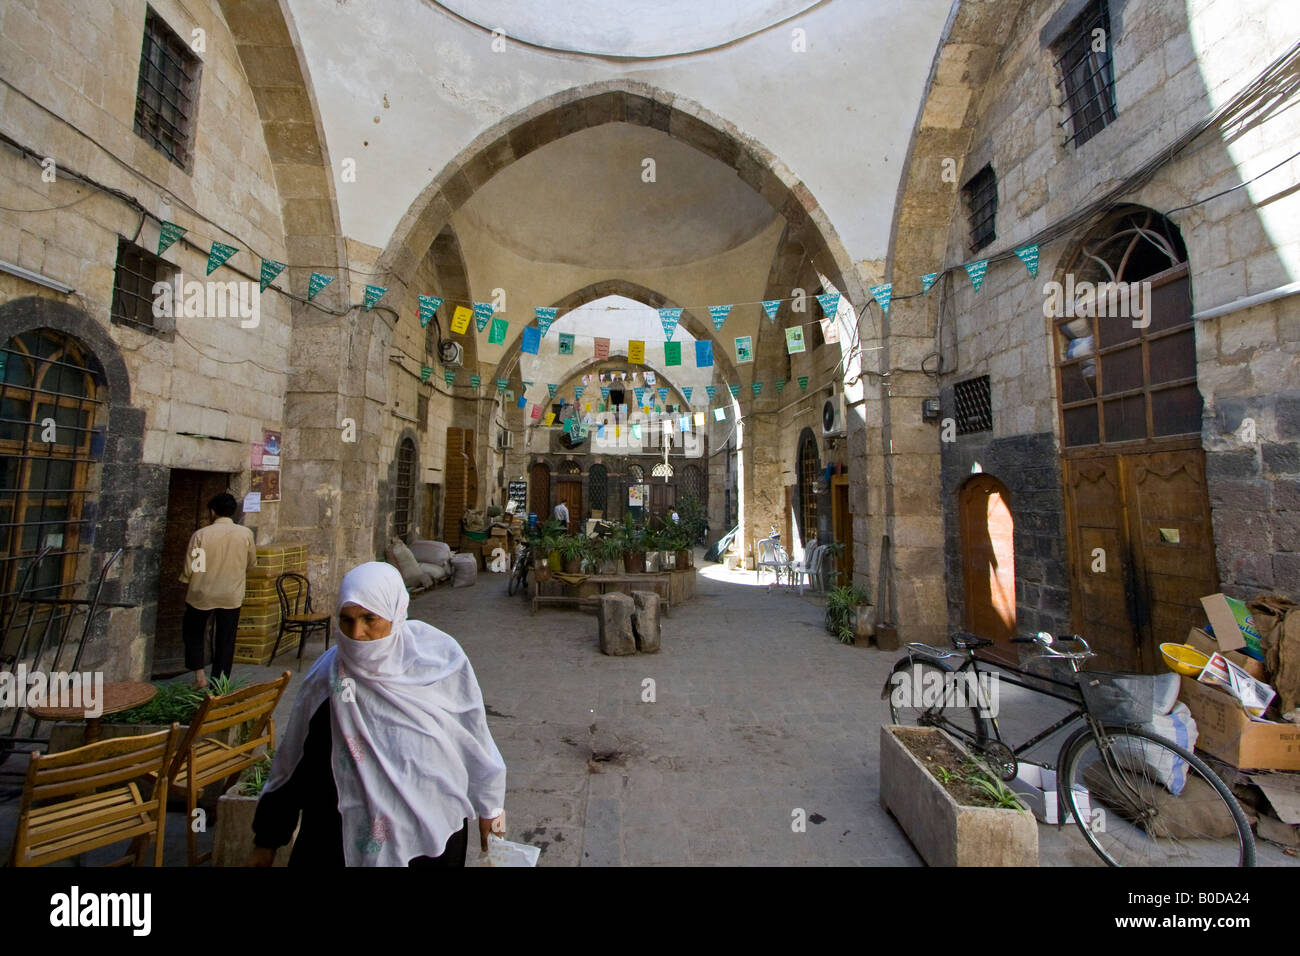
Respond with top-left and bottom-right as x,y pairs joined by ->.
3,554 -> 1295,867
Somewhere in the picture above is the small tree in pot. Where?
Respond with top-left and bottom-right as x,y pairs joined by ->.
825,585 -> 875,646
559,534 -> 587,574
617,518 -> 646,574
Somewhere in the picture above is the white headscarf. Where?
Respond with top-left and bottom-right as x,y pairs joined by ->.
262,562 -> 507,866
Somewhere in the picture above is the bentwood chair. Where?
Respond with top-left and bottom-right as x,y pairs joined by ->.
157,671 -> 290,866
272,573 -> 331,660
11,725 -> 182,867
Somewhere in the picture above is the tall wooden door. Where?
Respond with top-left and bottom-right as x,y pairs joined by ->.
154,469 -> 231,676
1063,446 -> 1217,672
529,463 -> 550,521
960,475 -> 1017,649
442,427 -> 470,548
648,482 -> 676,524
555,479 -> 582,533
831,475 -> 854,583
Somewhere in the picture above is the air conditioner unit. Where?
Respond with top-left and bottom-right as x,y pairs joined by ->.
497,430 -> 514,450
822,383 -> 847,437
438,340 -> 463,367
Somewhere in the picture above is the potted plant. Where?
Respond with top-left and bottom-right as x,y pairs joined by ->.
880,725 -> 1036,866
49,675 -> 250,752
644,527 -> 665,572
596,534 -> 623,574
618,519 -> 646,574
676,494 -> 709,551
825,585 -> 874,646
559,534 -> 587,574
667,525 -> 693,570
212,750 -> 286,867
822,541 -> 845,590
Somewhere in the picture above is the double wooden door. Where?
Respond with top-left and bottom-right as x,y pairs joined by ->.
1063,443 -> 1217,672
554,479 -> 582,533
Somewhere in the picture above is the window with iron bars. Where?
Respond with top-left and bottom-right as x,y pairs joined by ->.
111,237 -> 176,337
1052,0 -> 1117,149
953,375 -> 993,435
962,165 -> 998,254
134,7 -> 202,171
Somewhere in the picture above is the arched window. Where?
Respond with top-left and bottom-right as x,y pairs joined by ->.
588,463 -> 608,514
1054,207 -> 1195,447
796,429 -> 820,545
0,329 -> 105,599
651,462 -> 673,479
394,438 -> 416,539
560,460 -> 580,476
626,464 -> 644,483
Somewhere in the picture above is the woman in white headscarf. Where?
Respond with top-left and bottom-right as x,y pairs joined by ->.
249,562 -> 507,866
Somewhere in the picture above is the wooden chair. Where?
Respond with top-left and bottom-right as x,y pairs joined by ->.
159,671 -> 291,866
272,573 -> 331,660
11,725 -> 182,867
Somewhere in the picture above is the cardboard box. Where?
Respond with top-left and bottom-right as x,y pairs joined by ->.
1200,593 -> 1266,661
1185,628 -> 1266,681
1009,764 -> 1091,825
1178,676 -> 1300,770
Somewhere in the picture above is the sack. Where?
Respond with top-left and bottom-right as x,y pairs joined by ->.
468,836 -> 540,867
450,553 -> 478,588
409,539 -> 452,566
387,538 -> 432,591
1111,701 -> 1198,795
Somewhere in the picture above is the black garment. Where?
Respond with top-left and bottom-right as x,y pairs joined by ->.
182,603 -> 240,680
252,700 -> 469,867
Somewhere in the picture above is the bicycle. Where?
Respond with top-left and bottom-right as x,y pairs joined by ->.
882,630 -> 1256,867
506,540 -> 531,597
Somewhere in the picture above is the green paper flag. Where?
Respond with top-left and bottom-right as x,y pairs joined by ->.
206,241 -> 237,275
496,378 -> 507,393
158,221 -> 186,256
921,272 -> 939,294
420,365 -> 431,383
713,407 -> 726,421
259,258 -> 286,292
728,384 -> 740,399
307,272 -> 335,300
418,295 -> 443,328
363,285 -> 387,311
1015,244 -> 1040,278
488,317 -> 508,345
776,379 -> 786,393
664,341 -> 681,366
470,374 -> 481,391
964,259 -> 989,292
868,283 -> 892,315
752,382 -> 763,397
785,326 -> 806,354
443,369 -> 456,387
797,376 -> 809,392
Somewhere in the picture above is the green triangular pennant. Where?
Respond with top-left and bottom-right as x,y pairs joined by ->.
964,259 -> 989,292
206,241 -> 237,275
307,272 -> 335,300
776,379 -> 786,393
363,285 -> 387,311
752,382 -> 763,397
418,295 -> 443,328
420,365 -> 431,383
797,376 -> 809,392
1015,244 -> 1040,278
921,272 -> 939,294
259,258 -> 286,292
728,384 -> 740,399
157,221 -> 186,256
470,374 -> 481,391
443,369 -> 456,387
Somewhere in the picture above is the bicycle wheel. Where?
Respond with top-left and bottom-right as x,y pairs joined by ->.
507,553 -> 526,596
1058,725 -> 1255,867
886,660 -> 994,751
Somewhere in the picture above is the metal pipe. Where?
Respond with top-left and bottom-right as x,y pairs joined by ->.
1192,280 -> 1300,322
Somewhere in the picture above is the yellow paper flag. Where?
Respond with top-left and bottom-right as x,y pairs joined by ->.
627,340 -> 645,364
544,412 -> 555,426
450,305 -> 472,334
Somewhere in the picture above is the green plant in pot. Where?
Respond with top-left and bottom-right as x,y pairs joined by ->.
559,534 -> 587,574
643,526 -> 666,571
527,519 -> 565,572
822,540 -> 845,590
676,493 -> 708,548
618,518 -> 646,574
826,584 -> 874,645
667,524 -> 693,570
596,533 -> 623,573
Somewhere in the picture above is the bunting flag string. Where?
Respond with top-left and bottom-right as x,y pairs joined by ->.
761,300 -> 780,323
600,386 -> 610,401
868,283 -> 892,315
1015,244 -> 1040,278
575,386 -> 585,403
206,241 -> 237,275
964,259 -> 989,293
443,369 -> 456,387
547,384 -> 558,398
363,285 -> 387,311
535,306 -> 557,337
496,379 -> 508,393
473,302 -> 494,332
728,384 -> 740,399
705,385 -> 716,400
797,376 -> 809,392
708,304 -> 732,331
420,365 -> 431,383
634,387 -> 645,406
658,307 -> 682,340
816,292 -> 841,318
470,374 -> 481,391
776,379 -> 786,393
682,386 -> 693,403
920,272 -> 940,294
259,258 -> 286,292
752,382 -> 763,397
418,295 -> 443,328
658,387 -> 669,403
158,221 -> 187,255
307,272 -> 334,301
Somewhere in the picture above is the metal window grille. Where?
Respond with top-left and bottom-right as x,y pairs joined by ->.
954,376 -> 993,435
560,461 -> 580,476
626,465 -> 644,483
393,439 -> 415,539
682,464 -> 705,504
111,237 -> 174,333
963,165 -> 998,253
652,462 -> 673,479
1053,0 -> 1117,149
798,434 -> 819,543
417,394 -> 429,433
0,330 -> 105,606
588,464 -> 608,513
134,7 -> 201,169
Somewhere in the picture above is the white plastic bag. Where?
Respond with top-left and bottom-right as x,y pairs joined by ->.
468,836 -> 540,867
1112,701 -> 1198,795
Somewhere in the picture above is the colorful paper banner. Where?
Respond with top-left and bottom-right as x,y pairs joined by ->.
682,386 -> 693,402
420,365 -> 431,383
450,305 -> 472,334
786,326 -> 806,354
705,385 -> 716,400
473,302 -> 494,332
761,300 -> 780,323
816,292 -> 841,318
797,375 -> 809,391
714,407 -> 726,421
921,272 -> 940,294
534,306 -> 557,337
559,333 -> 575,355
696,340 -> 713,368
1016,244 -> 1040,278
735,336 -> 753,363
869,283 -> 892,315
659,308 -> 682,340
443,369 -> 456,387
752,382 -> 763,397
547,384 -> 558,398
470,374 -> 481,391
521,325 -> 541,355
664,341 -> 681,366
708,304 -> 732,331
964,259 -> 989,292
593,337 -> 610,360
776,379 -> 786,393
489,317 -> 508,345
628,340 -> 645,364
658,387 -> 669,402
728,384 -> 740,399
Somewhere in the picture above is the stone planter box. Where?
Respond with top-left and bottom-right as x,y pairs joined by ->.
879,725 -> 1037,867
213,784 -> 294,867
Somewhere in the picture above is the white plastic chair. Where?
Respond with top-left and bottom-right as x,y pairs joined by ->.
756,537 -> 791,590
792,544 -> 827,594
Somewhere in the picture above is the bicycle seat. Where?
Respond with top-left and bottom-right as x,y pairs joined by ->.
951,632 -> 993,650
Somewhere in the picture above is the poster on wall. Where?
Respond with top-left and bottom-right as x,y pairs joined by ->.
252,469 -> 280,502
250,442 -> 264,469
508,480 -> 528,511
262,430 -> 282,470
628,484 -> 645,507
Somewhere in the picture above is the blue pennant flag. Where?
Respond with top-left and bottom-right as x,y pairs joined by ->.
658,387 -> 668,403
708,304 -> 732,331
964,260 -> 989,293
658,308 -> 682,341
600,386 -> 610,401
575,386 -> 585,403
1015,244 -> 1040,278
705,385 -> 717,400
473,302 -> 494,332
728,384 -> 740,399
682,386 -> 693,402
816,292 -> 841,318
761,300 -> 780,323
418,295 -> 443,327
634,387 -> 645,406
535,306 -> 557,337
921,272 -> 940,294
363,285 -> 387,311
547,384 -> 558,398
695,340 -> 714,368
869,283 -> 892,315
521,326 -> 541,355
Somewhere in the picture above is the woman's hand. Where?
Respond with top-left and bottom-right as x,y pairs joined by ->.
249,846 -> 276,867
478,810 -> 506,851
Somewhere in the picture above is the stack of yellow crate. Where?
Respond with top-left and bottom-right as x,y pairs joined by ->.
235,541 -> 309,665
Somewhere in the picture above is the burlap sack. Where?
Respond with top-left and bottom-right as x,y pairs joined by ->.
1248,594 -> 1300,715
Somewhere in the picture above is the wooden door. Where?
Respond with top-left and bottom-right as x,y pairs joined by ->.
154,470 -> 231,676
422,484 -> 440,540
529,462 -> 550,520
648,483 -> 676,524
442,427 -> 468,547
555,479 -> 582,533
1063,457 -> 1134,670
960,475 -> 1017,649
831,475 -> 854,583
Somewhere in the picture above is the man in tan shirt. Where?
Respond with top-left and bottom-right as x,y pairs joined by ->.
180,493 -> 257,689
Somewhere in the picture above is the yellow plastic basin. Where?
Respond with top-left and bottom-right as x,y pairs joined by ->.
1160,642 -> 1209,677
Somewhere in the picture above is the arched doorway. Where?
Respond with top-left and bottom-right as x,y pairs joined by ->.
960,475 -> 1016,648
588,463 -> 608,518
796,429 -> 820,548
529,461 -> 550,522
1053,206 -> 1214,671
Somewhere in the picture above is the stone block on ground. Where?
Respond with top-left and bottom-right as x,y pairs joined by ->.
631,590 -> 661,653
598,593 -> 636,656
